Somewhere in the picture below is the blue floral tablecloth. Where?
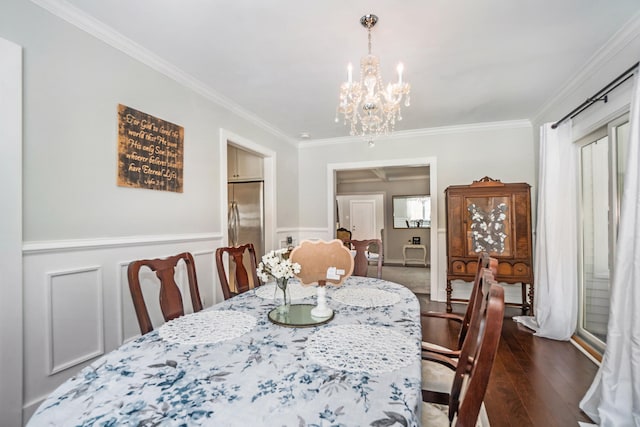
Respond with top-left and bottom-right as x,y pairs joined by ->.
28,276 -> 422,426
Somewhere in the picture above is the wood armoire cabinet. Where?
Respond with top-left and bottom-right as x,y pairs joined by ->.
445,177 -> 534,313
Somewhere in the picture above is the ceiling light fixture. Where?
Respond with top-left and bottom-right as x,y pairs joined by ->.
335,14 -> 411,147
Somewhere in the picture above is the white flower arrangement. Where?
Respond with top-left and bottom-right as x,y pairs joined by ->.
257,248 -> 301,282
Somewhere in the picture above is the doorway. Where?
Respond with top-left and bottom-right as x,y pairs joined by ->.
226,145 -> 265,259
219,130 -> 275,300
328,158 -> 438,297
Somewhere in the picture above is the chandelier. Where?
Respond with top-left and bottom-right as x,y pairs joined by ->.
336,14 -> 411,147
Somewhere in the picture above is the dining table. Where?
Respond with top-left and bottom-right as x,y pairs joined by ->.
28,275 -> 422,426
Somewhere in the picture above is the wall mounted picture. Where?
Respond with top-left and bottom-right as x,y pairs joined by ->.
117,104 -> 184,192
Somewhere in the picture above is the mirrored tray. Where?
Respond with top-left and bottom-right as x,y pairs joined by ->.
268,304 -> 334,328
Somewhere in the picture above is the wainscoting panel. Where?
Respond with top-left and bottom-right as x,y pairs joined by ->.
22,233 -> 222,422
275,228 -> 331,249
297,228 -> 332,242
192,250 -> 216,307
275,228 -> 299,249
47,266 -> 103,375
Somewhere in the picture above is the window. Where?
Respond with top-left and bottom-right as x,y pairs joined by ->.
577,115 -> 629,352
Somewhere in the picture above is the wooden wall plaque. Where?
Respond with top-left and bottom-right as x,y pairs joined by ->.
117,104 -> 184,192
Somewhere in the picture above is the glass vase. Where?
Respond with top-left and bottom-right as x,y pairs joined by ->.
275,277 -> 291,312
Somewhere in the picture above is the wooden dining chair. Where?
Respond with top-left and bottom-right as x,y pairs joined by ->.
215,243 -> 261,300
336,227 -> 352,247
420,268 -> 496,398
347,238 -> 383,279
421,252 -> 497,358
421,282 -> 505,427
366,233 -> 383,266
127,252 -> 203,335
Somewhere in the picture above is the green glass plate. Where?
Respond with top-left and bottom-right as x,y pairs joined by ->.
268,304 -> 334,328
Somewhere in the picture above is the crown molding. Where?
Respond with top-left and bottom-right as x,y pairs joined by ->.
299,119 -> 532,148
30,0 -> 298,147
533,11 -> 640,124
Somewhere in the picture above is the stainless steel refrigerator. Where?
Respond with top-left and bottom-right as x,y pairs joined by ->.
227,181 -> 264,260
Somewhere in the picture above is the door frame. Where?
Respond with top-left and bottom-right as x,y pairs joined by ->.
219,130 -> 275,269
327,157 -> 438,296
0,37 -> 23,426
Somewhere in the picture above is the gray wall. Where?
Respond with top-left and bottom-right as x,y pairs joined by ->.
298,125 -> 536,231
298,123 -> 536,303
531,26 -> 640,178
1,1 -> 301,421
1,0 -> 300,243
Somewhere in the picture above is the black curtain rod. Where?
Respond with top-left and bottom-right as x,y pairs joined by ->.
551,61 -> 639,129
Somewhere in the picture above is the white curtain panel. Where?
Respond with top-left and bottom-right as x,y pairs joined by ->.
513,120 -> 578,340
580,69 -> 640,427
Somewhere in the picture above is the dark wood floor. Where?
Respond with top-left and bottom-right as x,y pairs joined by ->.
418,297 -> 599,427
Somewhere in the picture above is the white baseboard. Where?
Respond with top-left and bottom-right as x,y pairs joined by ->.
23,398 -> 41,426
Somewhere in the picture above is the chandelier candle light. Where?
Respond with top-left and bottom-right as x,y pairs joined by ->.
336,14 -> 411,147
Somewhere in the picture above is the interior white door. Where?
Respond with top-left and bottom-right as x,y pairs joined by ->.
350,200 -> 376,240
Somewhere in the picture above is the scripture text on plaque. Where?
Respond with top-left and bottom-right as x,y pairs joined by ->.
117,104 -> 184,192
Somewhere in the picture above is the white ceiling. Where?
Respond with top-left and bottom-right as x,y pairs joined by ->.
55,0 -> 640,142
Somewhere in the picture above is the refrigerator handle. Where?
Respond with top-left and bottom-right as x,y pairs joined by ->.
228,201 -> 239,246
